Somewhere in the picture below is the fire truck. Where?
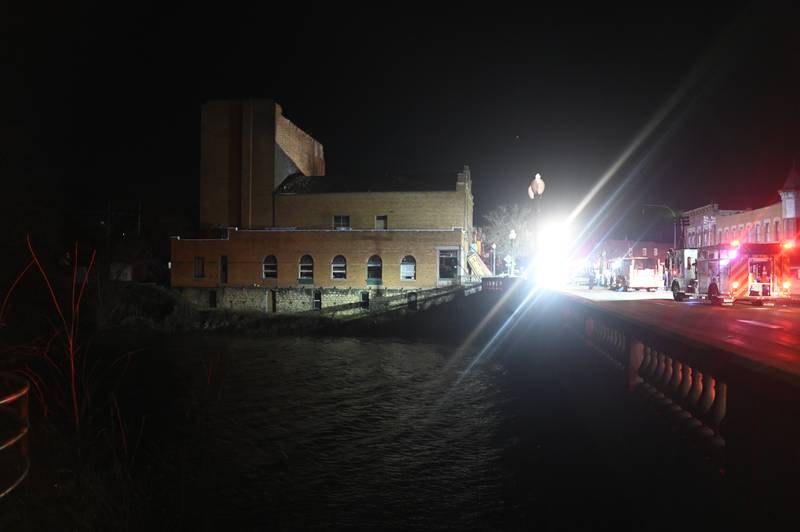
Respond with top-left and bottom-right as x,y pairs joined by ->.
667,241 -> 792,305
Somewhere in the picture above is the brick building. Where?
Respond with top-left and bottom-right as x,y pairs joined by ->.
171,99 -> 480,312
683,165 -> 800,249
679,165 -> 800,283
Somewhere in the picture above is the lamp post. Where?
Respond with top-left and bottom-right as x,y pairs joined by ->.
643,203 -> 683,250
491,242 -> 497,276
528,173 -> 546,277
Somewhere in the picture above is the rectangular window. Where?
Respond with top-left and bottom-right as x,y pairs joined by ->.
438,249 -> 459,280
642,248 -> 647,257
193,257 -> 204,278
333,215 -> 350,230
653,248 -> 658,257
219,255 -> 228,284
375,215 -> 388,230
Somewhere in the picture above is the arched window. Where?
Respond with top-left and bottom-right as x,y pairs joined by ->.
367,255 -> 382,284
400,255 -> 416,280
299,255 -> 314,283
263,255 -> 277,279
775,221 -> 781,242
765,222 -> 771,242
331,255 -> 347,279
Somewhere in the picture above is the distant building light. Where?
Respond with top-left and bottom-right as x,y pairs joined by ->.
168,261 -> 172,270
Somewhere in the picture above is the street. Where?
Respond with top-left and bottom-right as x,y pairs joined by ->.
563,286 -> 800,377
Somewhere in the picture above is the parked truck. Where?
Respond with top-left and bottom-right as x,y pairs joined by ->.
667,241 -> 792,305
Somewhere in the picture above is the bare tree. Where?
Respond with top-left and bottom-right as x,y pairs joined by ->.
482,203 -> 535,265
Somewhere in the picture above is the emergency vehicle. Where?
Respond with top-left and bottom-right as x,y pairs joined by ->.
613,256 -> 661,292
667,240 -> 792,305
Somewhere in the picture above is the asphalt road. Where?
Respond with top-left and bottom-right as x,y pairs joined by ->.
563,286 -> 800,377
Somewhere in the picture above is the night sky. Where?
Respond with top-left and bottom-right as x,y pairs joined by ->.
4,3 -> 800,249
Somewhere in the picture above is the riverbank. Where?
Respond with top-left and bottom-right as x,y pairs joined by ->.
93,281 -> 483,338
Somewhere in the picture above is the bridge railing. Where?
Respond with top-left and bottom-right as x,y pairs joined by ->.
559,293 -> 800,480
0,373 -> 29,499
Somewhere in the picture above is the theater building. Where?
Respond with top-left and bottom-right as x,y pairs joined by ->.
170,99 -> 481,312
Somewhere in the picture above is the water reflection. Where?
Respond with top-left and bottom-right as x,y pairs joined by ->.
168,335 -> 514,529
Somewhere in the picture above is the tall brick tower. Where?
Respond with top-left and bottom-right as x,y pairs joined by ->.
199,99 -> 325,231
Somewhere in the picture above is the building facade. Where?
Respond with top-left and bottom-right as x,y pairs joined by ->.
680,165 -> 800,285
683,165 -> 800,248
171,99 -> 478,312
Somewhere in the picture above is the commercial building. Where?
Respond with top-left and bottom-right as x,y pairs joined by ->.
682,165 -> 800,280
171,99 -> 481,312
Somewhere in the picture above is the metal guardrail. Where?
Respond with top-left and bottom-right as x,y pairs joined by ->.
0,373 -> 30,499
559,293 -> 800,479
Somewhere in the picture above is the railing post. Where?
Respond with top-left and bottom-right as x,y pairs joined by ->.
628,339 -> 644,390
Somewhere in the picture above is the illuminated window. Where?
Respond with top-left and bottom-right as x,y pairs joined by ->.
375,215 -> 388,230
262,255 -> 277,279
332,255 -> 347,279
333,215 -> 350,230
299,255 -> 314,283
654,248 -> 658,257
193,257 -> 204,278
401,255 -> 416,280
367,255 -> 382,284
642,248 -> 647,256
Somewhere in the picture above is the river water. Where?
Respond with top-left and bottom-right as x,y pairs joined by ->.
146,293 -> 732,529
164,334 -> 520,529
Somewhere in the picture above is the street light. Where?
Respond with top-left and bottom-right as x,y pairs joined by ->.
491,242 -> 497,276
642,204 -> 683,249
528,173 -> 546,277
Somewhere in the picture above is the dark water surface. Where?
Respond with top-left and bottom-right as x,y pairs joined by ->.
166,334 -> 518,529
146,294 -> 735,530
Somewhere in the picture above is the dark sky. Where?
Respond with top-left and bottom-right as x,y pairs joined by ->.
4,2 -> 800,245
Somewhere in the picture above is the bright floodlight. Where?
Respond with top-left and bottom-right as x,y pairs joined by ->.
533,220 -> 573,288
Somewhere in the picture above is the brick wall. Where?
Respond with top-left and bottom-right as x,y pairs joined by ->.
171,229 -> 464,290
276,190 -> 468,231
200,100 -> 243,228
199,99 -> 326,230
275,105 -> 325,183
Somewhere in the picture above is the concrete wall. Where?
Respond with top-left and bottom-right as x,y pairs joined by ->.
170,228 -> 464,290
